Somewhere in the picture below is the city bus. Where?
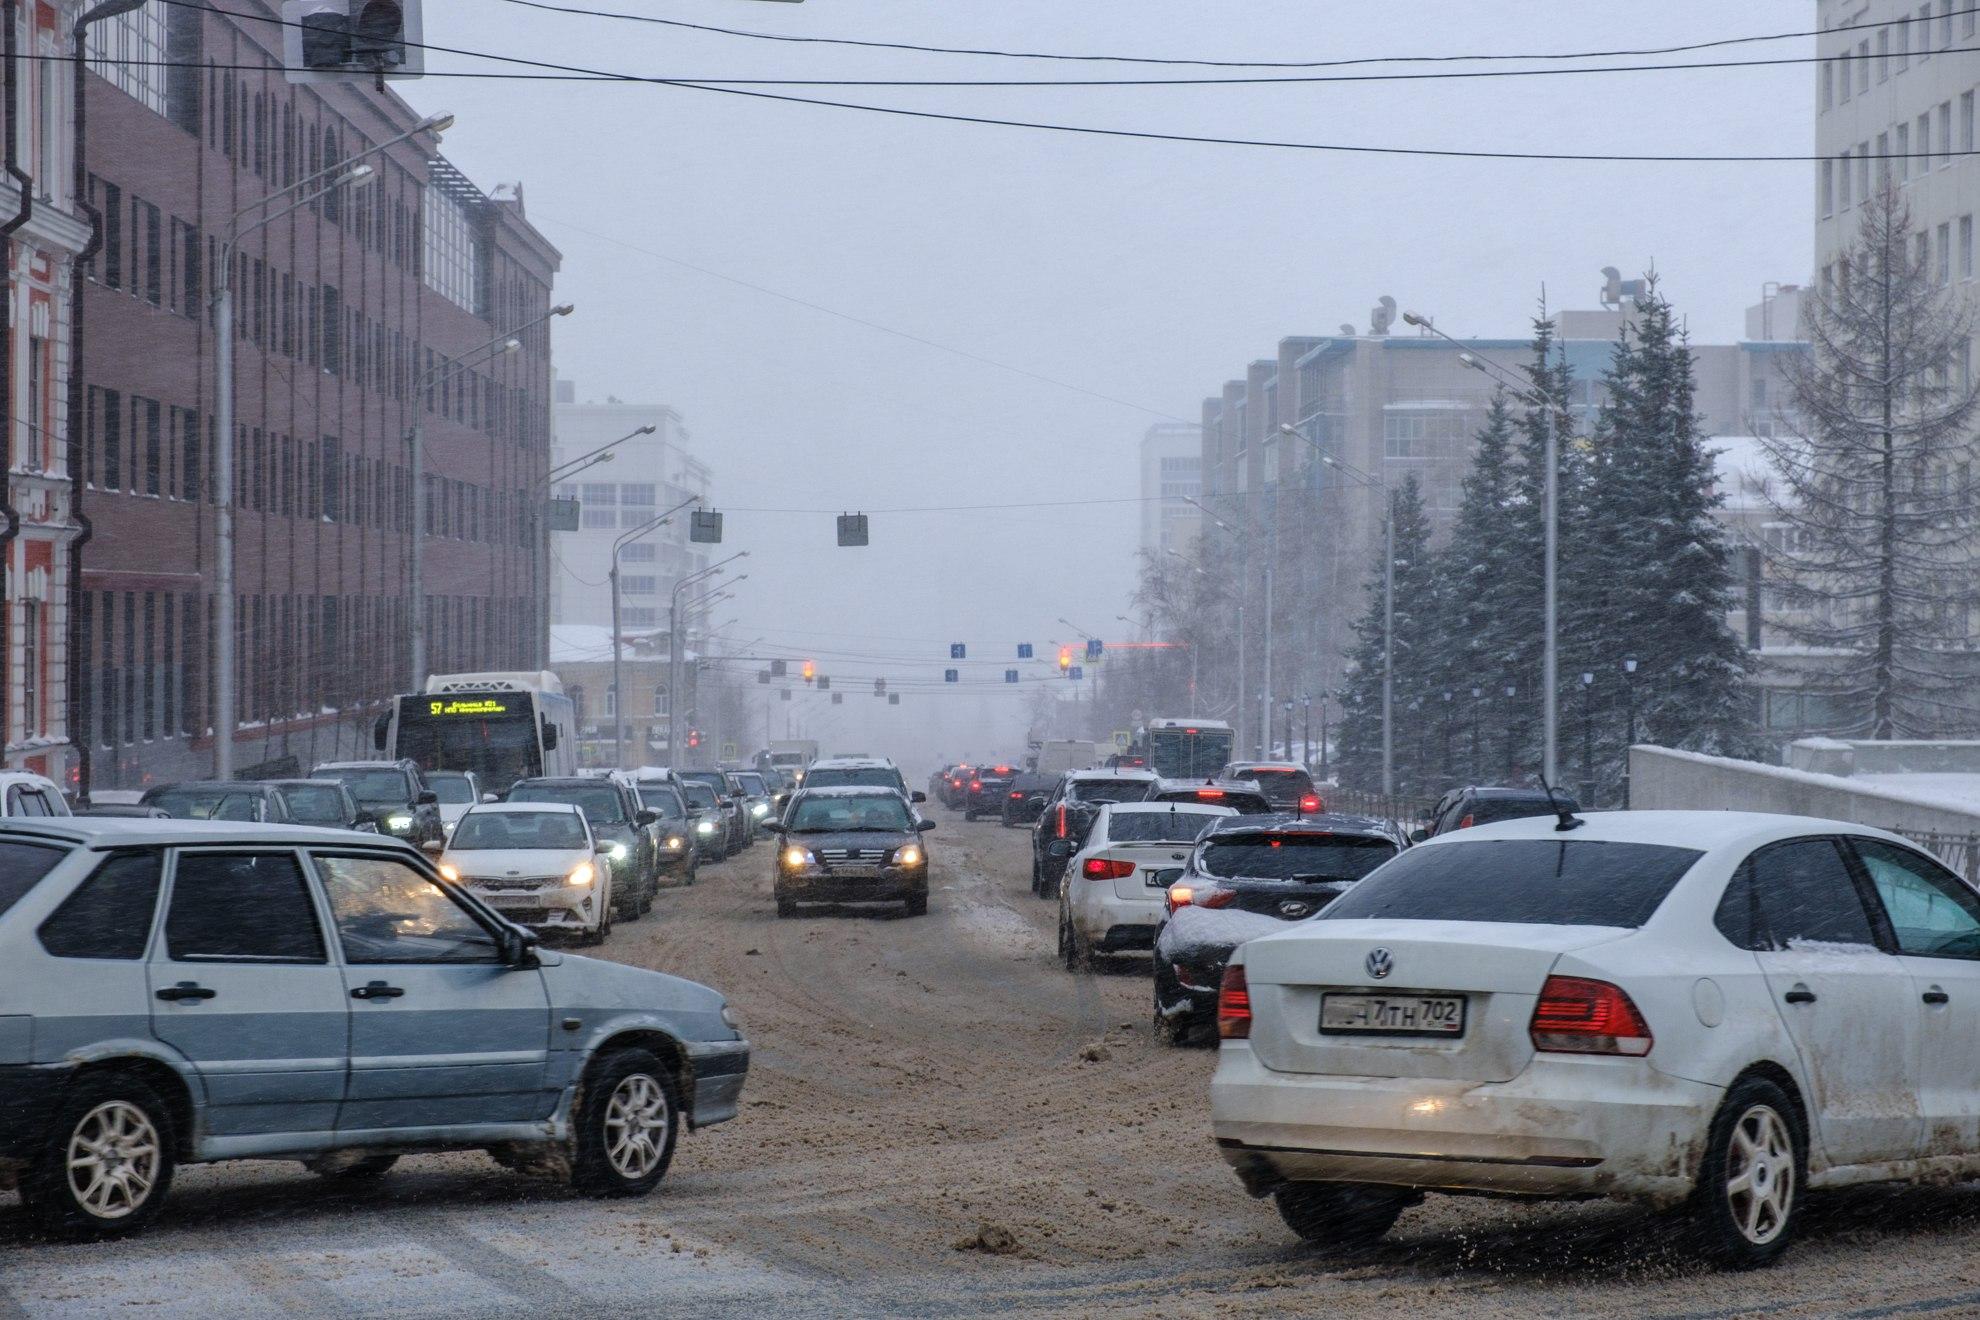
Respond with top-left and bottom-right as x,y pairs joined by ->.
1131,718 -> 1235,780
375,671 -> 578,792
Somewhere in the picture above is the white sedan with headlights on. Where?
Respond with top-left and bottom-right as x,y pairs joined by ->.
1212,809 -> 1980,1267
438,802 -> 616,944
1059,801 -> 1234,970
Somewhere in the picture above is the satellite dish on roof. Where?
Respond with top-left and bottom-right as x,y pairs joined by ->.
1339,324 -> 1357,337
1370,296 -> 1397,337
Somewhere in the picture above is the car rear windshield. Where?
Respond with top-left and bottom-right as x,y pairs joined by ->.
1200,834 -> 1397,882
806,768 -> 902,790
733,774 -> 767,794
147,788 -> 263,820
681,783 -> 719,809
278,783 -> 347,823
1069,779 -> 1153,805
1240,769 -> 1314,802
1320,839 -> 1702,928
508,784 -> 627,824
313,768 -> 412,805
452,810 -> 587,851
0,840 -> 70,919
427,774 -> 476,805
1107,809 -> 1226,843
1462,798 -> 1577,827
636,786 -> 687,819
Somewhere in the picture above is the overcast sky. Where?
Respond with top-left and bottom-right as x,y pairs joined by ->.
421,1 -> 1813,765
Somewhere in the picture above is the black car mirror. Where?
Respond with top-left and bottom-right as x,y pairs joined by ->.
636,809 -> 659,826
910,791 -> 927,803
916,819 -> 936,832
1046,839 -> 1071,858
1408,827 -> 1430,844
765,822 -> 787,835
416,789 -> 439,806
501,926 -> 541,968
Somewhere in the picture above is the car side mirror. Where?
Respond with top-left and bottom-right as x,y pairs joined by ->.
501,926 -> 541,968
636,809 -> 659,826
910,791 -> 927,803
481,792 -> 499,804
916,820 -> 936,832
417,790 -> 438,806
1408,828 -> 1429,844
765,822 -> 787,835
1046,839 -> 1071,858
420,838 -> 445,855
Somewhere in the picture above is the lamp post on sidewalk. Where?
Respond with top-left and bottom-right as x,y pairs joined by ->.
609,495 -> 703,767
669,553 -> 746,768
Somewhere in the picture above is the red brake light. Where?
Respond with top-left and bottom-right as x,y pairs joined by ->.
1081,857 -> 1135,880
1197,789 -> 1225,800
970,779 -> 982,790
1530,975 -> 1653,1056
1458,814 -> 1474,829
1184,728 -> 1199,734
1055,803 -> 1067,838
1217,964 -> 1251,1039
1299,794 -> 1322,814
1168,883 -> 1235,913
994,766 -> 1012,774
1009,791 -> 1024,799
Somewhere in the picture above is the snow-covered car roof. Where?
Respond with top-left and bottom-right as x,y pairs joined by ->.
1103,800 -> 1236,815
1067,768 -> 1158,782
1205,811 -> 1397,839
792,785 -> 910,799
1416,808 -> 1920,854
460,801 -> 582,815
809,756 -> 899,769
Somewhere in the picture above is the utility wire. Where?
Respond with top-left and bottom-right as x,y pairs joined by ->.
490,0 -> 1979,69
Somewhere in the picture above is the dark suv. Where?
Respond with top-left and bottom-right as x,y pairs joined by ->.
1220,762 -> 1321,814
1030,770 -> 1158,897
963,764 -> 1021,821
508,776 -> 660,919
1421,785 -> 1582,840
309,760 -> 444,849
265,779 -> 376,832
140,782 -> 295,824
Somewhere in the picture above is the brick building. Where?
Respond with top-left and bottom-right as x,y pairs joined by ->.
73,0 -> 561,791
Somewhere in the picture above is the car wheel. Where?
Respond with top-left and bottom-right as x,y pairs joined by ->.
570,1048 -> 678,1197
22,1071 -> 177,1239
1058,903 -> 1088,972
585,899 -> 613,946
1691,1076 -> 1804,1268
1272,1182 -> 1412,1248
307,1152 -> 400,1180
685,859 -> 698,887
1029,857 -> 1042,898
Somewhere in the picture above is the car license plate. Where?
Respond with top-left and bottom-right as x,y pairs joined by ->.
1320,992 -> 1466,1036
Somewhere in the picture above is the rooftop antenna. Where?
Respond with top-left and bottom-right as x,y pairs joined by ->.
1536,772 -> 1584,832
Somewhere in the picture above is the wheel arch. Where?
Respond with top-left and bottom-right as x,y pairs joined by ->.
581,1029 -> 691,1118
72,1056 -> 199,1161
1727,1059 -> 1811,1148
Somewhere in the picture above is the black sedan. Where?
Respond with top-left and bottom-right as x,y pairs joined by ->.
1000,772 -> 1057,827
1151,813 -> 1400,1045
770,786 -> 936,917
963,764 -> 1022,820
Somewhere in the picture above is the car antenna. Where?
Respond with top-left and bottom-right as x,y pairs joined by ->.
1536,773 -> 1584,832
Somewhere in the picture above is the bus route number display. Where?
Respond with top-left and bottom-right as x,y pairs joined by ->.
427,698 -> 511,717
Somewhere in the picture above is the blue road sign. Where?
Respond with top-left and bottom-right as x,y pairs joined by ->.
944,669 -> 959,683
1085,638 -> 1103,660
949,643 -> 966,659
1070,666 -> 1084,681
1017,643 -> 1033,659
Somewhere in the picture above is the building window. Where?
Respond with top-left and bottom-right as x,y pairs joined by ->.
619,482 -> 656,507
622,575 -> 657,595
25,335 -> 44,470
1897,123 -> 1910,181
86,6 -> 169,116
1820,60 -> 1833,110
1839,54 -> 1852,101
1876,132 -> 1890,187
421,187 -> 482,313
1856,39 -> 1870,93
1896,19 -> 1910,71
1918,114 -> 1931,174
1961,215 -> 1973,280
1839,150 -> 1852,209
1382,409 -> 1464,459
1940,222 -> 1953,286
621,542 -> 656,563
624,608 -> 657,628
1940,101 -> 1953,168
20,600 -> 38,737
1877,27 -> 1890,81
1856,142 -> 1870,202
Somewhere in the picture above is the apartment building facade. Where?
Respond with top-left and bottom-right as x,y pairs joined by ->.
1138,422 -> 1201,558
75,0 -> 562,791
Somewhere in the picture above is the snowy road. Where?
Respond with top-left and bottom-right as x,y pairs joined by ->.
10,809 -> 1980,1317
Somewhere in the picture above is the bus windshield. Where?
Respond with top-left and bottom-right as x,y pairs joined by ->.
1144,726 -> 1234,779
394,698 -> 540,791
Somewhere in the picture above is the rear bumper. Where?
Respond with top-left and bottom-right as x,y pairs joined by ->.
684,1039 -> 750,1129
1210,1045 -> 1716,1205
0,1063 -> 66,1165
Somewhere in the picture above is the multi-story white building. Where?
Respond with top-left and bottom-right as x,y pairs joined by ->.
549,382 -> 712,634
3,0 -> 88,789
1138,422 -> 1201,558
1816,0 -> 1980,314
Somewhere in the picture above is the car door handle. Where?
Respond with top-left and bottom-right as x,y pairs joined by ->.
1923,987 -> 1951,1005
351,981 -> 406,1001
155,981 -> 217,1002
1783,986 -> 1817,1005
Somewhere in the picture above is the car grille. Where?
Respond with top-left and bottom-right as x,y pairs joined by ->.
469,875 -> 564,891
815,847 -> 894,865
484,906 -> 552,925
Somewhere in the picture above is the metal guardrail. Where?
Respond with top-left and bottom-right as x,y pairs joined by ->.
1325,786 -> 1438,835
1905,831 -> 1980,884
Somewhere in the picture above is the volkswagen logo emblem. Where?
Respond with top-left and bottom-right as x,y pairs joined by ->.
1278,900 -> 1312,919
1365,947 -> 1394,980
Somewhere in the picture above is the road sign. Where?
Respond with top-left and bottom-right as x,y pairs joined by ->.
780,689 -> 791,702
1004,669 -> 1018,684
1017,643 -> 1033,659
831,693 -> 843,705
817,675 -> 831,691
888,693 -> 900,705
949,643 -> 966,659
837,512 -> 869,546
1070,666 -> 1084,681
689,509 -> 723,543
545,498 -> 580,531
944,669 -> 959,683
721,742 -> 738,760
1113,730 -> 1131,749
1085,638 -> 1103,660
770,659 -> 787,678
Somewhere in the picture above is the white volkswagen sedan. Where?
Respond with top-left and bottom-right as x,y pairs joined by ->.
1059,801 -> 1234,969
1211,809 -> 1980,1267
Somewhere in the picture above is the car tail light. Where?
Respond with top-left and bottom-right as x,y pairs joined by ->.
1299,794 -> 1322,814
970,779 -> 982,790
1055,803 -> 1067,838
1217,964 -> 1251,1039
1530,975 -> 1653,1056
1197,789 -> 1225,800
1009,791 -> 1024,799
1082,857 -> 1135,880
1458,813 -> 1474,829
1163,881 -> 1235,914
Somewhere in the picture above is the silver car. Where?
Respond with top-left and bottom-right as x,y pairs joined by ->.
0,817 -> 748,1239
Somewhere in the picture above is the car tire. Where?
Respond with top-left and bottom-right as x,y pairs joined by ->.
584,900 -> 612,946
22,1070 -> 178,1240
685,859 -> 698,887
905,890 -> 928,917
1029,857 -> 1043,898
307,1153 -> 400,1180
570,1048 -> 679,1198
1271,1182 -> 1412,1248
1690,1075 -> 1805,1268
1058,903 -> 1088,972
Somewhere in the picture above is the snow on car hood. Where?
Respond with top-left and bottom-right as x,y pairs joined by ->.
1156,904 -> 1290,961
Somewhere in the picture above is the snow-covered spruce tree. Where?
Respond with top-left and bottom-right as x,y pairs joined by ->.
1579,283 -> 1756,789
1764,183 -> 1980,738
1335,475 -> 1438,794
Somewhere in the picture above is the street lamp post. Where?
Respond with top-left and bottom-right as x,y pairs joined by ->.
610,495 -> 703,767
409,302 -> 572,687
1622,656 -> 1640,808
669,553 -> 747,768
546,422 -> 654,488
1402,310 -> 1565,790
1503,683 -> 1519,781
1470,685 -> 1483,779
1579,671 -> 1596,805
1300,694 -> 1312,770
1441,690 -> 1454,785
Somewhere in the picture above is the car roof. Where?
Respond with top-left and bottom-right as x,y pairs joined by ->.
809,756 -> 898,769
794,785 -> 909,799
1103,801 -> 1236,815
1153,776 -> 1269,795
1225,762 -> 1307,773
0,816 -> 425,851
313,760 -> 408,770
463,801 -> 581,815
1068,768 -> 1157,782
1418,808 -> 1915,853
1205,811 -> 1397,839
513,777 -> 623,790
1454,785 -> 1576,803
145,781 -> 274,794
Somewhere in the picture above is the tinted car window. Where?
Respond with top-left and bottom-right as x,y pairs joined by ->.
39,851 -> 164,959
1321,840 -> 1701,928
1200,834 -> 1398,882
636,786 -> 688,820
733,774 -> 767,795
279,783 -> 350,824
1106,810 -> 1226,843
1746,838 -> 1879,950
509,783 -> 627,823
1852,839 -> 1980,959
428,774 -> 476,805
805,767 -> 903,790
1068,779 -> 1153,805
316,854 -> 502,964
0,841 -> 73,920
1234,769 -> 1315,804
681,782 -> 719,809
166,852 -> 325,961
314,768 -> 414,805
147,788 -> 263,821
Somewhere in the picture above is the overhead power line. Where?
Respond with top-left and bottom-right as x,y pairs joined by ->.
491,0 -> 1980,69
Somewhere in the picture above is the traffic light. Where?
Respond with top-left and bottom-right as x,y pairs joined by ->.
687,729 -> 701,749
802,659 -> 816,684
1058,646 -> 1073,672
281,0 -> 425,82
